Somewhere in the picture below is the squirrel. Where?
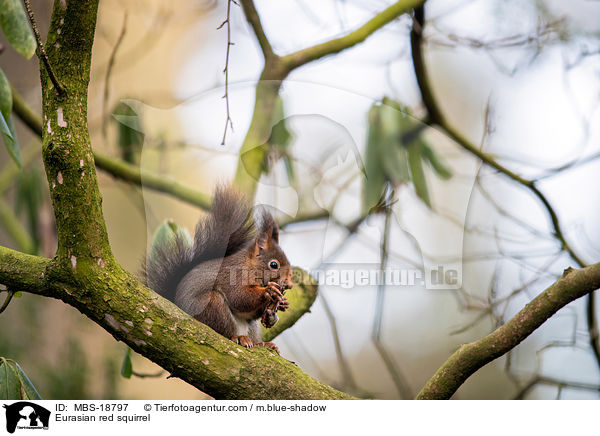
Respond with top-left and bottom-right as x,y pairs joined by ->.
143,186 -> 293,353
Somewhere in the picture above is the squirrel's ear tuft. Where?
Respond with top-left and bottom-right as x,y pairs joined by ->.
255,209 -> 278,254
271,218 -> 279,244
255,231 -> 270,254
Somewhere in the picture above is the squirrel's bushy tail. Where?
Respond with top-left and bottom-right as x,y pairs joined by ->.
143,185 -> 254,301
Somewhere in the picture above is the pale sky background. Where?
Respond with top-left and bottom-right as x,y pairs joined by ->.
133,0 -> 600,398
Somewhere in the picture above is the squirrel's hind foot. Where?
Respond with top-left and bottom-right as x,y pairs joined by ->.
232,335 -> 253,348
255,341 -> 280,354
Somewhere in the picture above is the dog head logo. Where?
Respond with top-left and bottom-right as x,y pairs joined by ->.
3,402 -> 50,433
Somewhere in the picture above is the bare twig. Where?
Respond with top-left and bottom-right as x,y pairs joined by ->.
409,2 -> 600,376
417,263 -> 600,399
22,0 -> 64,95
372,195 -> 413,399
514,375 -> 600,400
219,0 -> 238,145
102,12 -> 128,140
132,370 -> 164,379
0,289 -> 15,315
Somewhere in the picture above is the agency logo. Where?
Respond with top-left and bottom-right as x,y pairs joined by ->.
2,402 -> 50,433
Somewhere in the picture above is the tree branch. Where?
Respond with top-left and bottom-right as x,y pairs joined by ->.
0,245 -> 352,399
281,0 -> 425,72
234,0 -> 424,197
10,85 -> 211,211
416,263 -> 600,399
239,0 -> 275,60
0,0 -> 344,400
409,1 -> 600,380
23,0 -> 64,95
93,153 -> 212,210
410,4 -> 584,266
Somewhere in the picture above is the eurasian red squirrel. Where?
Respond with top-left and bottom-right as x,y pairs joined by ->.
143,186 -> 293,353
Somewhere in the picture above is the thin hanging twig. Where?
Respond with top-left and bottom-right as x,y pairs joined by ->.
102,12 -> 128,140
219,0 -> 238,145
371,191 -> 413,400
23,0 -> 65,95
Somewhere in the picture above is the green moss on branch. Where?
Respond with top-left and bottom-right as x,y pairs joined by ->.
0,245 -> 352,399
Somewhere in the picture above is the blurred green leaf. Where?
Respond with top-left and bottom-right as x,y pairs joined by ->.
282,154 -> 295,184
11,361 -> 41,400
0,113 -> 21,168
0,358 -> 22,400
362,103 -> 388,214
0,67 -> 11,117
112,101 -> 144,165
268,96 -> 292,150
0,0 -> 36,59
422,142 -> 452,180
0,67 -> 21,167
120,348 -> 132,379
363,98 -> 453,211
149,220 -> 192,263
264,96 -> 295,183
13,291 -> 22,298
380,103 -> 410,186
407,143 -> 431,208
15,168 -> 43,251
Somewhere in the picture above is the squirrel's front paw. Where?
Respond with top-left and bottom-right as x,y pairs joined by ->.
264,282 -> 284,302
277,297 -> 290,312
261,309 -> 279,328
231,335 -> 253,348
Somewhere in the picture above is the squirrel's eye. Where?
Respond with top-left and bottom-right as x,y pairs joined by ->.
268,260 -> 280,270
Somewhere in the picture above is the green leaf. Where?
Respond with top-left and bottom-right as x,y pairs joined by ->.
282,154 -> 295,184
149,220 -> 192,263
11,361 -> 41,400
264,95 -> 295,183
0,358 -> 21,400
379,103 -> 410,185
0,113 -> 22,168
362,103 -> 388,214
422,143 -> 452,180
0,0 -> 36,59
407,143 -> 431,208
112,101 -> 144,164
0,67 -> 12,118
381,140 -> 410,186
121,348 -> 132,379
268,97 -> 292,150
15,168 -> 43,251
13,291 -> 22,298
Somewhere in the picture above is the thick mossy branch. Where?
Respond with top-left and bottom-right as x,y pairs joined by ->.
0,245 -> 351,399
0,246 -> 49,294
6,0 -> 346,400
416,263 -> 600,399
41,0 -> 109,263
